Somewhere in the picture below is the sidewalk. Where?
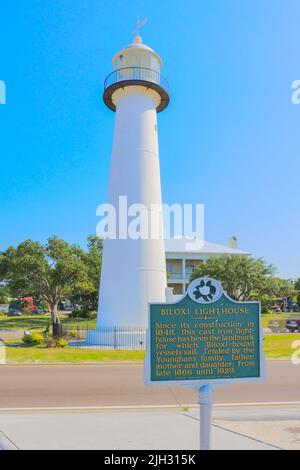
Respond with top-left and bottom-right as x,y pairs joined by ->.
0,410 -> 279,450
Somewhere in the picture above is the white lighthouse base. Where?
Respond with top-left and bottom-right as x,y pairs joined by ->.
82,289 -> 174,350
85,327 -> 146,350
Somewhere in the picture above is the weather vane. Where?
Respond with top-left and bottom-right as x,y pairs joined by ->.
133,16 -> 148,42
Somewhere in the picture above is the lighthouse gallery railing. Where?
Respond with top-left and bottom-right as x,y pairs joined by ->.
104,67 -> 169,93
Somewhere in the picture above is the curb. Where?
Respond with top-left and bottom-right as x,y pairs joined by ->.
0,401 -> 299,414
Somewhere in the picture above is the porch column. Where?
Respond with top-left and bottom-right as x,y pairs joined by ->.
182,257 -> 186,294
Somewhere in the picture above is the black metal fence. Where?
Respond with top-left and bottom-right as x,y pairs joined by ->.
62,325 -> 146,350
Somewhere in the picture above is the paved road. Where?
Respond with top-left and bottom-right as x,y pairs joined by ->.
0,362 -> 298,409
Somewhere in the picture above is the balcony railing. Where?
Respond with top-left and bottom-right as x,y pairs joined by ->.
104,67 -> 169,94
169,273 -> 192,280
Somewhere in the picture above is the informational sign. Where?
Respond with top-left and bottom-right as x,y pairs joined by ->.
145,277 -> 264,386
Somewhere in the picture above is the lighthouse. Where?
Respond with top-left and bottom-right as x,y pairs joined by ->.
89,30 -> 170,345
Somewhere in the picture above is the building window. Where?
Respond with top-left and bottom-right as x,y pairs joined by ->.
166,263 -> 173,273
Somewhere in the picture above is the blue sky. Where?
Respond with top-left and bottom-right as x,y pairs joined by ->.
0,0 -> 299,279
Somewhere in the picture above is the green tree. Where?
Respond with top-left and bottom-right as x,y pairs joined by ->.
0,283 -> 10,304
255,277 -> 295,313
294,278 -> 300,292
70,236 -> 103,310
265,277 -> 295,299
190,255 -> 296,312
294,278 -> 300,308
0,237 -> 93,335
190,255 -> 275,302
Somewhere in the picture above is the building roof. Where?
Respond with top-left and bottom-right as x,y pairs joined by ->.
165,238 -> 249,256
112,39 -> 163,67
124,42 -> 155,53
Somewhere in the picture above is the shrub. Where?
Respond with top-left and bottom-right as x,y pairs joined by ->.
46,339 -> 57,349
23,333 -> 33,345
22,306 -> 33,316
70,309 -> 97,320
31,332 -> 44,344
57,338 -> 68,348
23,332 -> 44,345
70,330 -> 78,339
260,295 -> 272,314
70,309 -> 80,319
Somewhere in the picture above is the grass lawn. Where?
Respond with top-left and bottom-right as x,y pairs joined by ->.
5,343 -> 145,363
1,312 -> 299,363
0,314 -> 96,331
264,333 -> 299,359
3,333 -> 298,363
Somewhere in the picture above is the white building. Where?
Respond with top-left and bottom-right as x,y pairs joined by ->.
166,237 -> 249,295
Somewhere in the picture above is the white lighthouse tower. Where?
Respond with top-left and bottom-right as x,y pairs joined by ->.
88,30 -> 169,345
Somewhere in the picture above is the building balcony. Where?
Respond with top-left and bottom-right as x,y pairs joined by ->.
168,272 -> 193,282
103,67 -> 170,113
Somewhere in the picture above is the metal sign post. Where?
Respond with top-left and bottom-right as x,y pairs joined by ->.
198,384 -> 213,451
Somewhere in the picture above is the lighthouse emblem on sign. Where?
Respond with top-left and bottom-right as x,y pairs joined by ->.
188,277 -> 223,304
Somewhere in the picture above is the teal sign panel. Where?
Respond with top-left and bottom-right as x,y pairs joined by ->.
146,278 -> 262,384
